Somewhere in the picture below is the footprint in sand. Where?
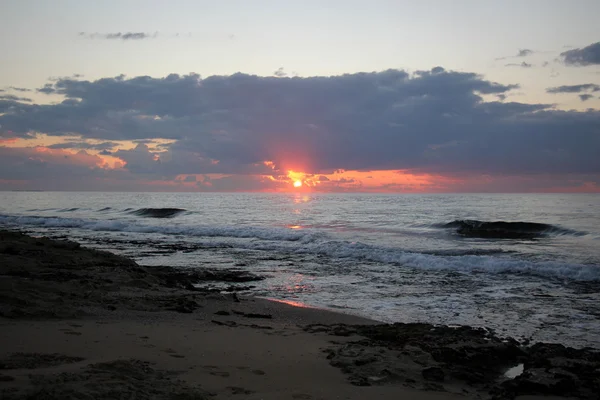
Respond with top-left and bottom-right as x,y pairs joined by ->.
226,386 -> 255,395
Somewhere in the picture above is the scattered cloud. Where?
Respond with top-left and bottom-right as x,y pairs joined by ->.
78,32 -> 157,40
505,62 -> 533,68
496,49 -> 535,60
274,67 -> 287,77
8,87 -> 31,92
560,41 -> 600,66
579,94 -> 593,102
516,49 -> 534,57
0,94 -> 32,102
1,68 -> 599,191
546,84 -> 600,94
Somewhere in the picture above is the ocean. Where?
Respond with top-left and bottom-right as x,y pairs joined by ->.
1,192 -> 599,348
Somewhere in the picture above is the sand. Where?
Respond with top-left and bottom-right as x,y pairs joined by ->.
0,230 -> 598,399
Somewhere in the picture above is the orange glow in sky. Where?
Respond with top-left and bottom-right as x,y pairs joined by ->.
3,137 -> 599,193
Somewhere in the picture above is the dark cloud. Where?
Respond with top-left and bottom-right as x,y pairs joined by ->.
47,141 -> 117,151
37,84 -> 55,94
0,94 -> 32,102
1,68 -> 599,185
560,42 -> 600,66
505,62 -> 533,68
79,32 -> 156,40
579,94 -> 593,102
0,147 -> 108,182
546,84 -> 600,94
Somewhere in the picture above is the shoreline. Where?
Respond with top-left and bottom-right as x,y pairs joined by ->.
1,228 -> 599,399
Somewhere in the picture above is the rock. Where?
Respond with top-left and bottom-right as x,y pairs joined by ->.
422,367 -> 445,382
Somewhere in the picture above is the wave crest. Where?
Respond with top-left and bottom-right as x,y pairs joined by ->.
441,219 -> 581,239
129,208 -> 186,218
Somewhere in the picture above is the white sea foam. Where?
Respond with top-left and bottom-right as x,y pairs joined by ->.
0,214 -> 321,242
2,213 -> 599,282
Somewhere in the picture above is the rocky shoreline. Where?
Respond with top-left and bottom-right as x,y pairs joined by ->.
1,229 -> 598,399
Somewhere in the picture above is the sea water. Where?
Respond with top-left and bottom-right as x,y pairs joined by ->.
1,192 -> 599,348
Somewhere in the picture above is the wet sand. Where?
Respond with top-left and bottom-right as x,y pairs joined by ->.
0,230 -> 598,399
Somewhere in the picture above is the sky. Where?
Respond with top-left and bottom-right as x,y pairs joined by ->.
1,0 -> 599,192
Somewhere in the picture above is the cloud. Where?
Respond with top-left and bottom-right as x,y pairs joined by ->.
0,147 -> 108,181
274,67 -> 287,77
0,94 -> 32,102
1,68 -> 599,192
579,94 -> 593,102
47,141 -> 117,151
78,32 -> 156,40
496,49 -> 535,60
546,84 -> 600,94
560,42 -> 600,66
505,62 -> 533,68
37,84 -> 55,94
516,49 -> 534,57
8,87 -> 31,92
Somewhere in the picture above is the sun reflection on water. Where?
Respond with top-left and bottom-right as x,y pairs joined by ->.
265,298 -> 313,308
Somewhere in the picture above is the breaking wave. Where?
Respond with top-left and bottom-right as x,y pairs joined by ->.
0,214 -> 320,243
440,219 -> 582,239
129,208 -> 187,218
1,213 -> 598,282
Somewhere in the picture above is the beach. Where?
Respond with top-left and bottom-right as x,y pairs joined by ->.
1,229 -> 598,399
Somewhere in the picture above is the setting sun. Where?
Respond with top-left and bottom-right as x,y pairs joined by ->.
293,180 -> 302,188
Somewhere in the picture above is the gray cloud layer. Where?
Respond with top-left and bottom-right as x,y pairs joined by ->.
1,68 -> 599,183
560,42 -> 600,66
